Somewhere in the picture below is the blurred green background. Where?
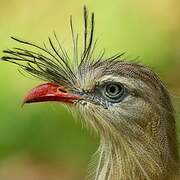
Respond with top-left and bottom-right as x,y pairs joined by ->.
0,0 -> 180,179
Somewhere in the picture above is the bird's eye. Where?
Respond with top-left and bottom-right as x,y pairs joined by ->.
103,82 -> 127,103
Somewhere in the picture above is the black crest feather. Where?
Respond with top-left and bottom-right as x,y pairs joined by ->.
1,6 -> 124,89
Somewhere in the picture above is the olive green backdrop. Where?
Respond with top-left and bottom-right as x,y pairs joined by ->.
0,0 -> 179,179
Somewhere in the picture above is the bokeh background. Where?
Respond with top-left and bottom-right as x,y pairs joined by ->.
0,0 -> 180,179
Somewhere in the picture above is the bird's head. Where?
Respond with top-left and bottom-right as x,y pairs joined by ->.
21,60 -> 174,141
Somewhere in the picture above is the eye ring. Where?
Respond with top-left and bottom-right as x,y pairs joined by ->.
103,82 -> 127,103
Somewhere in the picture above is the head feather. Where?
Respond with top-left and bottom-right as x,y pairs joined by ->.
1,6 -> 125,91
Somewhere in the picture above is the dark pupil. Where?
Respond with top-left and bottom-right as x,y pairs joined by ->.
109,85 -> 118,95
106,84 -> 122,98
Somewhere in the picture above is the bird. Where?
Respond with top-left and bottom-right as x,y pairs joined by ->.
1,6 -> 179,180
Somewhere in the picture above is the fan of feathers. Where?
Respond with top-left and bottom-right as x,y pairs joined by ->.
1,6 -> 125,90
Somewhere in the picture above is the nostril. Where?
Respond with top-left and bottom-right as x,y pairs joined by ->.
58,88 -> 67,93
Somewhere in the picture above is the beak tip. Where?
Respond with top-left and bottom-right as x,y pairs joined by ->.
22,95 -> 32,106
21,101 -> 25,107
21,99 -> 27,107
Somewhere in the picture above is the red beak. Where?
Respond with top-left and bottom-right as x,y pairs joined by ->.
23,83 -> 80,104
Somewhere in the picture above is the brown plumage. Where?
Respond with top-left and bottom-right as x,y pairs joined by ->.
1,6 -> 179,180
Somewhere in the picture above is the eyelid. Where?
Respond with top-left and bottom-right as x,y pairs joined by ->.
96,80 -> 119,87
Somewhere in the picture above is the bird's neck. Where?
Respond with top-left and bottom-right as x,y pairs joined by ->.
87,135 -> 179,180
